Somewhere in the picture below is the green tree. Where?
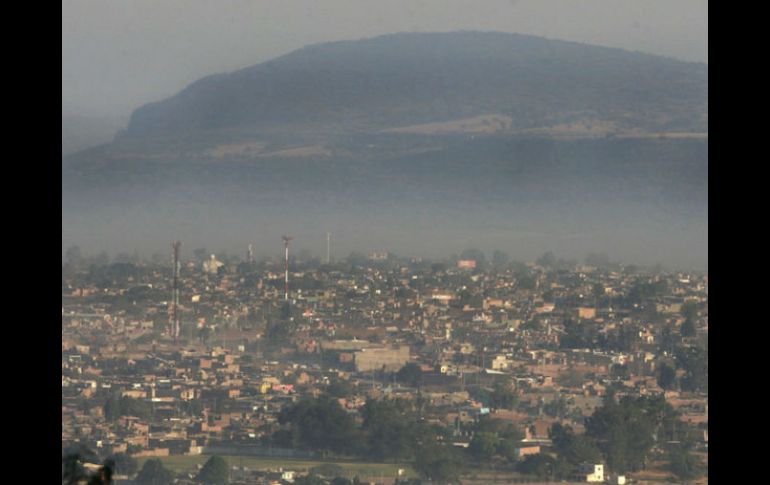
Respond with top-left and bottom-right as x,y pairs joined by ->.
544,396 -> 568,418
278,397 -> 361,456
515,272 -> 536,290
107,452 -> 138,476
657,362 -> 677,390
326,378 -> 355,398
121,396 -> 153,420
557,368 -> 585,388
62,444 -> 97,485
87,459 -> 114,485
495,438 -> 518,463
549,423 -> 601,467
585,396 -> 665,473
668,447 -> 702,482
517,453 -> 557,480
472,417 -> 506,434
468,432 -> 499,462
676,346 -> 708,393
62,445 -> 118,485
414,442 -> 464,483
680,318 -> 697,338
198,326 -> 213,344
102,394 -> 154,421
610,363 -> 630,380
103,393 -> 121,421
361,398 -> 426,461
592,283 -> 605,304
681,301 -> 698,320
136,459 -> 175,485
628,278 -> 668,304
660,325 -> 678,354
197,455 -> 229,485
489,378 -> 518,411
280,301 -> 292,320
294,474 -> 326,485
396,362 -> 423,388
499,423 -> 524,443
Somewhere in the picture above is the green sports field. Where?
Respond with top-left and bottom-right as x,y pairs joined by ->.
136,454 -> 416,479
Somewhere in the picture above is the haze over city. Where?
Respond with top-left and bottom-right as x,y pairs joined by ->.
62,2 -> 708,484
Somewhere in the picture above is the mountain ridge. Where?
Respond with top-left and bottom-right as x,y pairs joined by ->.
123,31 -> 707,141
63,32 -> 707,268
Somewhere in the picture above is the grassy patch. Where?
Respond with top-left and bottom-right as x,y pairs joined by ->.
136,454 -> 415,479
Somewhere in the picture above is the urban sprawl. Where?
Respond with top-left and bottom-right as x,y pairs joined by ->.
62,246 -> 708,485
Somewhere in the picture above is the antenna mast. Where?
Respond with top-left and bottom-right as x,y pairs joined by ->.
282,235 -> 293,301
171,241 -> 181,343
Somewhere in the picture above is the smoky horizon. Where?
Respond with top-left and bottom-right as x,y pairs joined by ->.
62,4 -> 708,483
61,2 -> 707,284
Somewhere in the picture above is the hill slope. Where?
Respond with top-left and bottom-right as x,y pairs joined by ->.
63,32 -> 707,268
124,31 -> 707,139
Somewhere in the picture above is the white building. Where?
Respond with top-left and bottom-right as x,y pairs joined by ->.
281,471 -> 296,482
578,463 -> 604,483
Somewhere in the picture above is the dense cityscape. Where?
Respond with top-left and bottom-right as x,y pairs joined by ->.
62,244 -> 708,484
62,2 -> 708,484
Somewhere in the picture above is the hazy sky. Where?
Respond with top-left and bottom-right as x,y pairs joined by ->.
63,0 -> 707,118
